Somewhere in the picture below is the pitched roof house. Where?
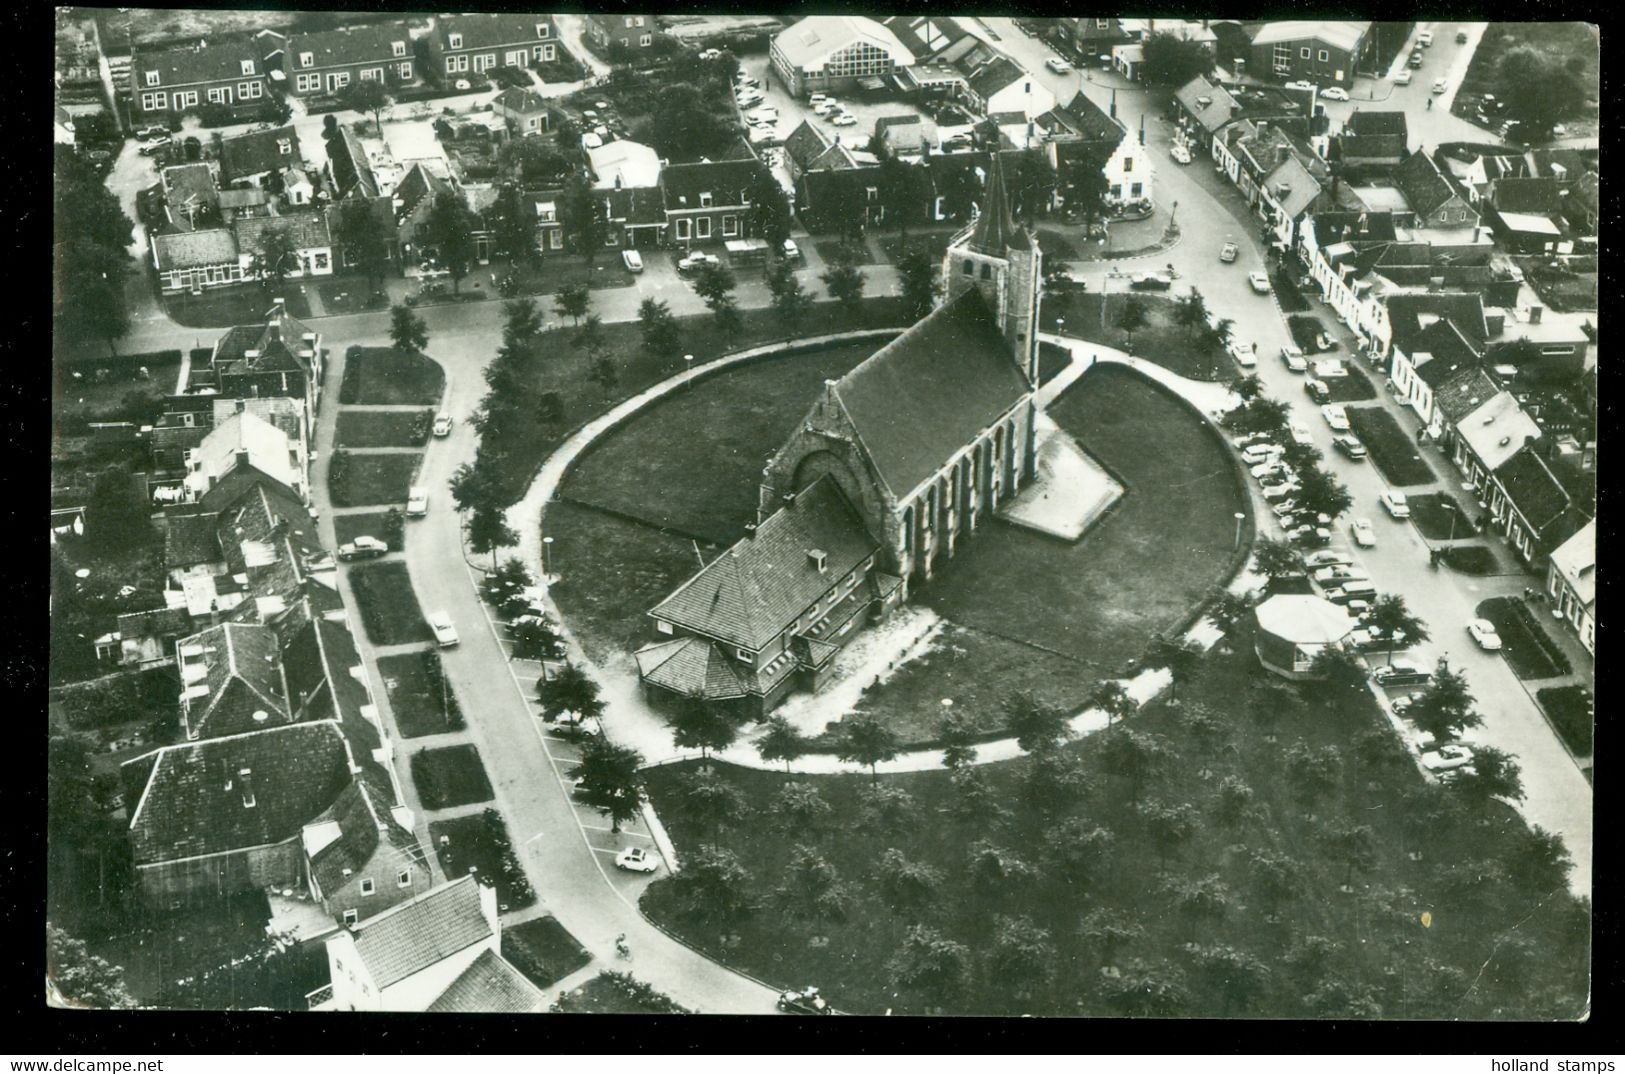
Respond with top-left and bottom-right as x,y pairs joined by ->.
1394,150 -> 1478,228
175,621 -> 291,740
1546,518 -> 1595,654
218,124 -> 303,185
1488,444 -> 1583,563
263,20 -> 417,98
132,36 -> 270,119
182,408 -> 307,503
426,13 -> 559,79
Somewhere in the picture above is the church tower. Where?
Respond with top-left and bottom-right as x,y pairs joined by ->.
940,150 -> 1043,388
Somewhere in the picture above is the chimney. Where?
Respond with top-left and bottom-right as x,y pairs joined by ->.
239,768 -> 256,809
235,448 -> 250,468
1472,226 -> 1481,242
235,399 -> 246,413
807,549 -> 828,573
744,523 -> 757,538
1528,305 -> 1543,324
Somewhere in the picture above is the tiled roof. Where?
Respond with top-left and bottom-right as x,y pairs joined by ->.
784,120 -> 832,170
1410,319 -> 1484,387
352,875 -> 493,989
1250,20 -> 1368,52
213,396 -> 304,443
1494,445 -> 1572,532
219,125 -> 303,183
836,287 -> 1032,497
218,186 -> 270,211
880,16 -> 969,59
660,159 -> 766,212
214,308 -> 320,376
434,13 -> 556,52
965,55 -> 1024,100
604,185 -> 666,226
234,211 -> 332,253
634,636 -> 750,700
427,949 -> 547,1014
327,195 -> 395,244
492,86 -> 550,115
284,20 -> 412,69
393,163 -> 454,221
1549,518 -> 1595,609
125,720 -> 351,864
1175,76 -> 1240,135
588,139 -> 662,190
1052,91 -> 1126,154
1337,132 -> 1407,161
965,150 -> 1019,254
1346,110 -> 1407,137
135,37 -> 266,90
1387,292 -> 1488,356
1394,151 -> 1461,216
1263,154 -> 1323,219
1491,176 -> 1561,214
1456,391 -> 1541,472
326,127 -> 379,199
165,510 -> 223,568
161,163 -> 220,214
308,780 -> 423,896
154,228 -> 238,271
774,16 -> 913,69
177,620 -> 291,739
650,476 -> 879,652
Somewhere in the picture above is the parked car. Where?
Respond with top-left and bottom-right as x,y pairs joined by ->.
135,125 -> 169,141
1289,420 -> 1313,446
1230,342 -> 1257,368
1390,690 -> 1424,713
614,847 -> 660,873
429,612 -> 459,648
1467,618 -> 1504,650
1350,516 -> 1377,547
454,78 -> 472,90
1045,57 -> 1071,73
1303,378 -> 1330,403
1233,432 -> 1275,449
1409,51 -> 1424,68
1432,77 -> 1448,94
137,137 -> 170,156
1394,69 -> 1413,85
1270,499 -> 1300,520
1304,549 -> 1352,569
1380,490 -> 1410,519
407,487 -> 429,517
778,987 -> 832,1015
677,251 -> 720,274
1374,664 -> 1432,688
1290,526 -> 1333,547
432,413 -> 454,437
1130,272 -> 1173,291
338,536 -> 389,561
1331,433 -> 1367,460
1321,87 -> 1350,101
1284,80 -> 1317,92
1417,30 -> 1434,46
1320,403 -> 1351,431
1422,746 -> 1476,774
1219,240 -> 1239,263
782,238 -> 802,261
1241,444 -> 1283,465
1313,564 -> 1369,584
812,100 -> 838,116
1250,460 -> 1288,480
1170,143 -> 1193,165
1261,480 -> 1299,501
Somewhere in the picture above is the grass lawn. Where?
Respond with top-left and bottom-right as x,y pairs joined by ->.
1536,685 -> 1593,757
879,229 -> 957,266
814,239 -> 874,266
1040,292 -> 1229,381
162,284 -> 313,329
1037,340 -> 1071,386
377,651 -> 464,738
333,409 -> 433,448
557,971 -> 690,1014
480,296 -> 911,504
1476,597 -> 1571,680
410,744 -> 495,809
1323,366 -> 1378,403
334,511 -> 403,552
546,500 -> 723,665
1287,313 -> 1334,354
1034,227 -> 1081,260
563,340 -> 879,544
1442,545 -> 1501,575
640,616 -> 1590,1018
502,916 -> 592,990
1345,406 -> 1436,486
327,450 -> 421,508
53,353 -> 182,432
504,254 -> 639,295
312,276 -> 390,315
429,811 -> 536,911
1407,492 -> 1473,541
347,561 -> 431,645
338,348 -> 446,406
1452,23 -> 1599,128
924,364 -> 1247,677
1273,267 -> 1311,313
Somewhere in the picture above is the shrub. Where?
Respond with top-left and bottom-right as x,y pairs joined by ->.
50,667 -> 180,731
1508,600 -> 1572,676
1441,545 -> 1497,574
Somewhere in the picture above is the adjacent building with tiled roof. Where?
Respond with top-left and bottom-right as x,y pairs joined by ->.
425,949 -> 547,1014
219,124 -> 303,185
426,13 -> 559,81
302,780 -> 428,927
175,621 -> 291,740
132,36 -> 270,121
260,20 -> 418,99
1385,294 -> 1491,435
232,210 -> 335,282
159,163 -> 221,231
152,228 -> 243,294
324,125 -> 380,200
1049,91 -> 1149,212
1546,519 -> 1595,655
192,301 -> 325,417
584,14 -> 661,55
660,159 -> 770,246
1488,444 -> 1585,564
1335,109 -> 1408,165
490,87 -> 556,136
1394,150 -> 1478,229
181,406 -> 307,504
1453,390 -> 1543,490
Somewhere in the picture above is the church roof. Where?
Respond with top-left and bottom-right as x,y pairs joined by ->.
835,287 -> 1032,498
966,148 -> 1020,254
648,476 -> 878,652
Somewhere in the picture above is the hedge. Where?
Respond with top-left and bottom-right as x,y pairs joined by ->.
50,666 -> 180,731
59,349 -> 183,375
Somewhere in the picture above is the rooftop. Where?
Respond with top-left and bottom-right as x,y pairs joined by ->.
773,16 -> 913,70
1249,20 -> 1369,52
1255,593 -> 1355,644
351,874 -> 494,990
219,125 -> 303,183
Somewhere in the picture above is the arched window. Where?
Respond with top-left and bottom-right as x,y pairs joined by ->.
962,259 -> 975,276
980,263 -> 993,280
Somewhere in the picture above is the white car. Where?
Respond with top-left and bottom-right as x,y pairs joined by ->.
433,413 -> 453,437
1380,490 -> 1411,519
406,487 -> 429,517
1229,342 -> 1257,368
1467,618 -> 1504,651
1313,564 -> 1370,584
1280,345 -> 1308,373
831,112 -> 857,127
1422,745 -> 1475,773
429,612 -> 459,648
1417,30 -> 1434,46
1284,80 -> 1317,92
1320,404 -> 1351,431
621,249 -> 644,273
453,79 -> 471,91
749,106 -> 778,122
782,238 -> 802,261
1250,460 -> 1288,480
1432,77 -> 1448,95
813,100 -> 838,116
1350,517 -> 1377,547
1241,444 -> 1283,465
1045,58 -> 1071,74
1261,480 -> 1299,501
1289,420 -> 1314,446
1170,143 -> 1193,165
1394,69 -> 1413,86
1303,549 -> 1352,569
1248,271 -> 1271,294
337,536 -> 389,561
1233,432 -> 1274,450
614,847 -> 660,873
677,251 -> 720,273
1321,87 -> 1350,101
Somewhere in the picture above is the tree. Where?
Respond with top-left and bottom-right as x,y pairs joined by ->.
1174,287 -> 1209,338
1497,46 -> 1587,136
588,355 -> 619,397
766,260 -> 811,333
1139,30 -> 1216,89
895,242 -> 942,322
537,663 -> 605,724
467,504 -> 517,570
85,464 -> 153,550
691,261 -> 736,308
448,460 -> 493,515
668,694 -> 739,761
337,199 -> 391,285
505,134 -> 571,184
769,781 -> 832,830
820,243 -> 866,312
1001,689 -> 1071,753
670,845 -> 751,921
252,224 -> 299,288
886,924 -> 972,1008
1207,316 -> 1236,353
966,840 -> 1038,897
1252,536 -> 1303,579
559,173 -> 608,265
1023,747 -> 1091,818
754,715 -> 808,773
554,282 -> 592,326
425,193 -> 478,293
678,768 -> 751,847
1101,959 -> 1188,1016
946,765 -> 1008,828
874,848 -> 943,914
55,161 -> 135,354
987,915 -> 1056,1001
1183,944 -> 1270,1015
1117,296 -> 1149,348
1294,465 -> 1354,520
1044,818 -> 1114,888
1009,147 -> 1056,224
487,183 -> 535,267
644,83 -> 735,161
1319,822 -> 1377,889
337,76 -> 390,131
1366,594 -> 1430,665
1408,659 -> 1482,744
388,303 -> 429,354
1449,744 -> 1524,804
1307,644 -> 1368,702
1104,729 -> 1168,803
1057,144 -> 1112,227
834,713 -> 900,781
1092,679 -> 1136,729
937,711 -> 979,770
46,924 -> 136,1009
502,297 -> 544,348
1285,742 -> 1343,806
1205,589 -> 1253,634
1229,373 -> 1264,401
574,736 -> 645,833
1138,799 -> 1198,863
746,166 -> 793,249
876,150 -> 923,235
1280,437 -> 1323,473
509,613 -> 565,660
575,312 -> 607,362
638,297 -> 682,363
1145,632 -> 1202,702
773,844 -> 851,923
1231,396 -> 1290,435
1211,774 -> 1254,827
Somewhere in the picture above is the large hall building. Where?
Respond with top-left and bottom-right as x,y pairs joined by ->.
635,155 -> 1043,716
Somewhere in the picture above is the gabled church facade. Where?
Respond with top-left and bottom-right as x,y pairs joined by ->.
635,154 -> 1043,717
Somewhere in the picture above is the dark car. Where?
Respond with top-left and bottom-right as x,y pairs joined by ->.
1304,378 -> 1331,403
1332,433 -> 1368,460
1408,52 -> 1424,68
777,987 -> 832,1015
1130,272 -> 1173,291
1374,664 -> 1433,688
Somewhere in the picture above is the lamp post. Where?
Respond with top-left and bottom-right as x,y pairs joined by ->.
684,353 -> 694,393
1234,511 -> 1246,549
542,536 -> 554,581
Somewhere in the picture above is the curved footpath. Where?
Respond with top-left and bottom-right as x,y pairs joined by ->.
505,331 -> 1245,777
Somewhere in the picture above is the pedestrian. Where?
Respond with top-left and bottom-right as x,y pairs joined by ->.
1426,98 -> 1433,110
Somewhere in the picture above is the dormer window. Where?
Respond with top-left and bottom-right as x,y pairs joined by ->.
359,878 -> 375,895
144,70 -> 159,87
240,59 -> 255,76
299,52 -> 313,67
277,138 -> 291,155
699,192 -> 713,208
392,40 -> 407,57
397,869 -> 412,887
449,32 -> 463,49
624,16 -> 635,27
343,909 -> 359,926
536,22 -> 550,38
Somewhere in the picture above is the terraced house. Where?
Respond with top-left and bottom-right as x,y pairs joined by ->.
132,36 -> 268,121
426,14 -> 558,80
260,20 -> 419,98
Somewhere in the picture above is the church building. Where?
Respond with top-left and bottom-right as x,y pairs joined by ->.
635,154 -> 1043,717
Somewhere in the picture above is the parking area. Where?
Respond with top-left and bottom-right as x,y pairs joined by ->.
735,51 -> 939,155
